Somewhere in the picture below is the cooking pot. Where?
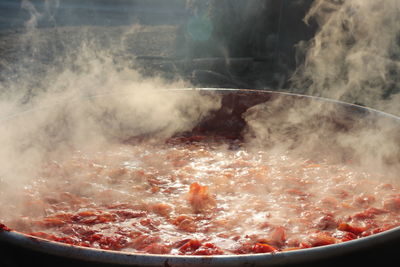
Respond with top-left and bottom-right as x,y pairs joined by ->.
1,88 -> 400,266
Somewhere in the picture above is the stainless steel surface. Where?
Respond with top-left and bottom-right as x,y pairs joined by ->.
1,226 -> 400,266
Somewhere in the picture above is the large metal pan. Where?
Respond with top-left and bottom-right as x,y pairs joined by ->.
1,89 -> 400,266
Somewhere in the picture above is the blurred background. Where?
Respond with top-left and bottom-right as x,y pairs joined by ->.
2,0 -> 400,113
0,0 -> 316,93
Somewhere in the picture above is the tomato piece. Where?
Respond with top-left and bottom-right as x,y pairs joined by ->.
172,160 -> 188,167
233,242 -> 254,254
54,236 -> 76,245
299,242 -> 312,249
0,223 -> 11,232
353,194 -> 376,207
40,217 -> 67,227
193,243 -> 224,255
77,242 -> 91,247
172,238 -> 192,248
130,235 -> 161,250
87,233 -> 101,242
383,197 -> 400,212
29,232 -> 58,240
316,214 -> 338,230
96,213 -> 116,223
53,212 -> 74,221
139,218 -> 160,231
353,207 -> 388,220
370,224 -> 399,235
178,239 -> 202,254
113,210 -> 146,220
286,189 -> 305,196
150,203 -> 172,217
78,210 -> 97,217
333,231 -> 358,242
150,186 -> 160,193
188,182 -> 216,213
142,243 -> 171,254
176,218 -> 197,233
97,235 -> 129,250
270,226 -> 286,247
337,222 -> 365,235
252,243 -> 277,253
309,232 -> 337,247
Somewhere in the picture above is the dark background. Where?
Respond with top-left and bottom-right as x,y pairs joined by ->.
0,0 -> 317,91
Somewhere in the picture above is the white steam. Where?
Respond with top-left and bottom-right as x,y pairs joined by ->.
292,0 -> 400,115
0,0 -> 221,213
244,0 -> 400,175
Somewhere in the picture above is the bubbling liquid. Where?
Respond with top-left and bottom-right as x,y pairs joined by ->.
6,136 -> 400,255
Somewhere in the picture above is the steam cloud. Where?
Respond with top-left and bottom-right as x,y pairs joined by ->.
0,0 -> 221,215
244,0 -> 400,175
291,0 -> 400,115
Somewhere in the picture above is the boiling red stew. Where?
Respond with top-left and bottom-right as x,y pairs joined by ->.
3,136 -> 400,255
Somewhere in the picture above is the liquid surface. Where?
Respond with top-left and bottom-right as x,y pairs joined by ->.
6,136 -> 400,255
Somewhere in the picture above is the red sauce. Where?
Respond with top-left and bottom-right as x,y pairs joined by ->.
0,223 -> 11,232
3,136 -> 400,255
